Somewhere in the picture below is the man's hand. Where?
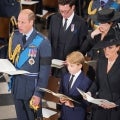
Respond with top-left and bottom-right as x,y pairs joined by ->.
29,95 -> 41,111
32,95 -> 40,106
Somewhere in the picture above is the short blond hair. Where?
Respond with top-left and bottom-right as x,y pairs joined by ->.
20,9 -> 35,21
66,51 -> 85,65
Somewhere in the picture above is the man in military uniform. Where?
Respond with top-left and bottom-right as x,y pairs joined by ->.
8,9 -> 51,120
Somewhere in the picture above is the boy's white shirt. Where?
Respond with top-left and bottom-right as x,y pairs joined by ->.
70,69 -> 81,88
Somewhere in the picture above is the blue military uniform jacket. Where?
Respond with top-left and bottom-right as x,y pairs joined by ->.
11,29 -> 51,100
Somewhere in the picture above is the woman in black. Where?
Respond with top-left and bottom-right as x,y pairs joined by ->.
86,32 -> 120,120
80,8 -> 120,60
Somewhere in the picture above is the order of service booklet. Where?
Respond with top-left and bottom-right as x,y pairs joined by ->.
39,87 -> 80,104
42,108 -> 57,118
85,60 -> 97,70
51,59 -> 97,69
51,59 -> 65,68
77,88 -> 117,106
0,59 -> 29,75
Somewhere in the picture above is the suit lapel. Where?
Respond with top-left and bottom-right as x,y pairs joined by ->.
64,74 -> 70,92
64,15 -> 77,48
99,58 -> 110,89
54,14 -> 62,50
100,56 -> 120,93
108,55 -> 120,77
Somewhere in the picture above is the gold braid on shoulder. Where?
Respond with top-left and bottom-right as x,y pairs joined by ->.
88,0 -> 97,15
88,0 -> 99,29
8,32 -> 21,64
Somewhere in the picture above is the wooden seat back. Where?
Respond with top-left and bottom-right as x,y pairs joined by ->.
42,76 -> 60,120
42,0 -> 58,8
0,17 -> 10,39
43,76 -> 60,103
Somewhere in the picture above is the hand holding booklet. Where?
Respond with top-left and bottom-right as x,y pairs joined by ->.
39,87 -> 80,104
0,59 -> 29,75
77,88 -> 117,106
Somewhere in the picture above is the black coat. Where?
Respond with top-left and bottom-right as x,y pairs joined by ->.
80,28 -> 119,59
89,55 -> 120,120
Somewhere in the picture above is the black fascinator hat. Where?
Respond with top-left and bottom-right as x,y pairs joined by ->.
93,31 -> 120,49
91,9 -> 120,23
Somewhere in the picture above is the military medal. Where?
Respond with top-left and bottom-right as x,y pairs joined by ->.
29,57 -> 35,65
28,45 -> 37,65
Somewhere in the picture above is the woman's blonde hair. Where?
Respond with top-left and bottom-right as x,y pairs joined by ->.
66,51 -> 85,65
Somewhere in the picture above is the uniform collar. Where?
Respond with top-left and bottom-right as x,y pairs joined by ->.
23,27 -> 33,40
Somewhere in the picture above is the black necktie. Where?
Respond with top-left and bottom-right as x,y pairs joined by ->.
22,35 -> 26,45
68,75 -> 74,89
63,19 -> 68,31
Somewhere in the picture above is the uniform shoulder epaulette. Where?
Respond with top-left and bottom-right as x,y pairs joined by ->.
14,29 -> 19,32
36,31 -> 47,40
13,29 -> 19,34
36,31 -> 43,36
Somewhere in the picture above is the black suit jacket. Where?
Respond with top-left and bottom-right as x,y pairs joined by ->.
32,0 -> 42,14
48,13 -> 88,60
0,0 -> 20,17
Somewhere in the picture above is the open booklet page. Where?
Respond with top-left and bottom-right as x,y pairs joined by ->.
39,87 -> 80,104
77,88 -> 117,106
42,108 -> 57,118
0,59 -> 29,75
85,60 -> 97,70
51,59 -> 65,68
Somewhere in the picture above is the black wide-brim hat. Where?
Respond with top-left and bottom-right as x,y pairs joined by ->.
93,32 -> 120,49
91,9 -> 120,23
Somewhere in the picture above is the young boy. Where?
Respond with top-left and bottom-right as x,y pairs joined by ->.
59,51 -> 92,120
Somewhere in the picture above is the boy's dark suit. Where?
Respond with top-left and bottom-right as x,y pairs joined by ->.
59,72 -> 92,120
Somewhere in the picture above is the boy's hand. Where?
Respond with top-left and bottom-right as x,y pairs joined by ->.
60,97 -> 67,103
65,100 -> 74,108
60,97 -> 74,107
